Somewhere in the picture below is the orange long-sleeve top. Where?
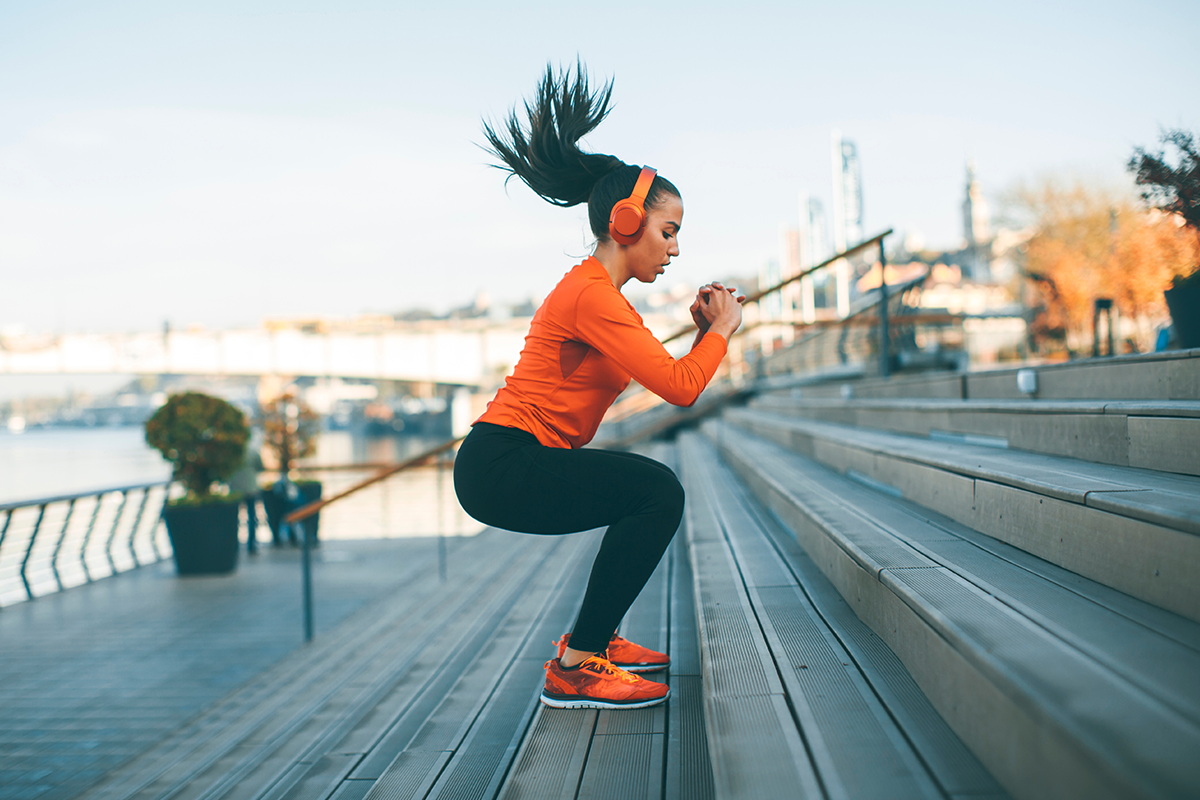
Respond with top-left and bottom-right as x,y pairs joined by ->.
475,257 -> 728,449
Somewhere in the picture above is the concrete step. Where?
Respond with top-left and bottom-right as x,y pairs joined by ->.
784,349 -> 1200,401
676,432 -> 1006,799
749,394 -> 1200,476
722,407 -> 1200,622
705,419 -> 1200,800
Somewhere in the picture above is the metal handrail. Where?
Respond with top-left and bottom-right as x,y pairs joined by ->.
284,435 -> 465,525
0,481 -> 173,513
0,480 -> 173,607
660,229 -> 893,345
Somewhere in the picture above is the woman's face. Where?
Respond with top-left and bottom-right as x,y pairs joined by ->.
626,194 -> 683,284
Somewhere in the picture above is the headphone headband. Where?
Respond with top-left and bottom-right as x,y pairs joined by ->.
608,166 -> 657,245
629,166 -> 656,205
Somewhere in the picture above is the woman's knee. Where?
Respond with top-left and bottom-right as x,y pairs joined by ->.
644,468 -> 685,530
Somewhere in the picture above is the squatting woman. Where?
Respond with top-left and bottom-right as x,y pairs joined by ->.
453,64 -> 743,710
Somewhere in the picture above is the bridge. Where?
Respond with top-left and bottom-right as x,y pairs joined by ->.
0,319 -> 535,388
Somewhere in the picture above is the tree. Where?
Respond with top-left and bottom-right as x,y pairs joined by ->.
1011,178 -> 1198,354
261,390 -> 319,476
1129,129 -> 1200,241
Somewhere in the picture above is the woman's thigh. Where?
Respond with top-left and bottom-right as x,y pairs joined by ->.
455,430 -> 681,536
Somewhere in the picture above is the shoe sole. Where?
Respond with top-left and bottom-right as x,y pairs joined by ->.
540,690 -> 670,710
613,662 -> 668,674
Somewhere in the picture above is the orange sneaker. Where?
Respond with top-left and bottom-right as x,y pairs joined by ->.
553,633 -> 670,673
541,654 -> 670,709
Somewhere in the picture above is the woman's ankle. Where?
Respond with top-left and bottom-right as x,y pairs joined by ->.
560,646 -> 595,668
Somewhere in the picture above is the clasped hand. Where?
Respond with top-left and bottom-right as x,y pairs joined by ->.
690,282 -> 745,338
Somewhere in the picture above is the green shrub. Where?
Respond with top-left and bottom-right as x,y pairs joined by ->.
146,392 -> 250,502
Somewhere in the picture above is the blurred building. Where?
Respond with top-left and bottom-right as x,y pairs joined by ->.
961,161 -> 993,281
831,132 -> 865,251
831,132 -> 864,316
799,195 -> 829,321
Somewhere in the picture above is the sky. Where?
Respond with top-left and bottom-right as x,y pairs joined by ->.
1,0 -> 1198,335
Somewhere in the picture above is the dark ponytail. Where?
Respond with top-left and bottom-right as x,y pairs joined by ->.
483,61 -> 680,242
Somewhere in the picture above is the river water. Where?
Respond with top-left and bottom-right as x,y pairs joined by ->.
0,427 -> 481,539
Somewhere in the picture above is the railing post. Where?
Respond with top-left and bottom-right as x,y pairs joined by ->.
21,504 -> 48,600
0,509 -> 12,604
436,453 -> 447,583
105,491 -> 130,576
0,509 -> 11,553
281,477 -> 315,644
152,484 -> 171,560
837,323 -> 850,364
80,492 -> 105,583
879,238 -> 890,379
50,498 -> 76,593
125,487 -> 152,568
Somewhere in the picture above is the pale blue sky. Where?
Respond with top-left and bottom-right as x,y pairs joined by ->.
2,0 -> 1197,333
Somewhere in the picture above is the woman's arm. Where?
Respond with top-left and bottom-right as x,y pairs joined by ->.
576,282 -> 743,407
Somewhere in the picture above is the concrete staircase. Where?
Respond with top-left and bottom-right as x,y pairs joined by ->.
675,349 -> 1200,799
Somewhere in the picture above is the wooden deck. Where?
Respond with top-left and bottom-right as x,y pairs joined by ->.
0,517 -> 713,800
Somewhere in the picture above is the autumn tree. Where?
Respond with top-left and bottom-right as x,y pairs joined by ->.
1010,178 -> 1198,354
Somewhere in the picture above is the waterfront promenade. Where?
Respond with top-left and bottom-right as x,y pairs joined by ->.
0,536 -> 468,799
4,350 -> 1200,800
0,478 -> 707,800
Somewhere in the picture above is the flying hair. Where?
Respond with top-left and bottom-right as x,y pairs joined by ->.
482,60 -> 680,241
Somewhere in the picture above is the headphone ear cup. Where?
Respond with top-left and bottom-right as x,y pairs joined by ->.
609,200 -> 646,245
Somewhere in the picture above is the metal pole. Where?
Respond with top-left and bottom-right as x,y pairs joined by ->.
21,504 -> 47,600
50,499 -> 77,592
104,491 -> 130,576
126,487 -> 152,568
879,239 -> 890,379
1107,306 -> 1115,356
80,493 -> 105,582
437,455 -> 447,583
288,477 -> 314,643
0,509 -> 11,555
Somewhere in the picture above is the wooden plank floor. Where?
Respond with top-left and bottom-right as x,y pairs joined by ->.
0,536 -> 452,800
2,515 -> 712,799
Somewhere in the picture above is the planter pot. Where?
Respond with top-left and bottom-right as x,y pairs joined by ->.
163,500 -> 240,575
1165,278 -> 1200,349
262,481 -> 322,544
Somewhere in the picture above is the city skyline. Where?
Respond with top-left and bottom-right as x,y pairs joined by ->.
2,1 -> 1197,336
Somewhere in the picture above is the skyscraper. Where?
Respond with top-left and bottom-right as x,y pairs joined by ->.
798,195 -> 828,322
830,131 -> 864,316
831,131 -> 864,253
778,225 -> 801,341
800,196 -> 828,269
962,160 -> 992,281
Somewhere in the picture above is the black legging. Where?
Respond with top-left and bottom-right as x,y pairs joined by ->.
453,422 -> 684,654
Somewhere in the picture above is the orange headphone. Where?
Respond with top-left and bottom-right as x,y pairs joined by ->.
608,166 -> 657,245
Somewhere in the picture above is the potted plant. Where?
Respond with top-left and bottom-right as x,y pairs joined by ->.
145,391 -> 250,574
1129,129 -> 1200,348
259,390 -> 323,545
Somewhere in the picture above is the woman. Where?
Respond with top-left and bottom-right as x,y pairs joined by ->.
454,65 -> 743,710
